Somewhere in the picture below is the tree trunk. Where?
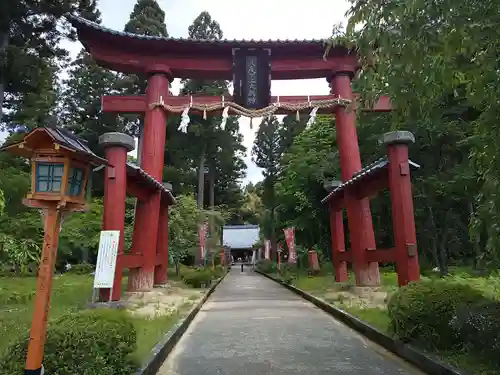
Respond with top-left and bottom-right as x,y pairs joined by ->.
468,201 -> 482,269
0,30 -> 9,124
197,148 -> 206,209
209,164 -> 215,209
208,162 -> 215,238
437,210 -> 451,276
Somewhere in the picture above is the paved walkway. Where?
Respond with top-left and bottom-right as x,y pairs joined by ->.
158,267 -> 424,375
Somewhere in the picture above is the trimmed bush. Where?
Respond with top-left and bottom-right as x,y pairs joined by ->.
279,263 -> 297,284
0,309 -> 138,375
387,279 -> 484,349
69,263 -> 95,275
451,300 -> 500,364
256,259 -> 276,274
182,268 -> 213,288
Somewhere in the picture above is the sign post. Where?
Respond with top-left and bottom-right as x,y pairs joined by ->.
93,230 -> 120,300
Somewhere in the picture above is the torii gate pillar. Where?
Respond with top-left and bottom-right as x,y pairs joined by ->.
329,70 -> 380,286
128,66 -> 171,291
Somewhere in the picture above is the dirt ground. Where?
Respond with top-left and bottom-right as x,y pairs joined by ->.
126,280 -> 205,318
319,284 -> 390,310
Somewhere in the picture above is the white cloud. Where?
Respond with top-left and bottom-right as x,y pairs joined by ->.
45,0 -> 350,184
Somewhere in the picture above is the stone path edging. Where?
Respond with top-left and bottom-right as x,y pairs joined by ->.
255,270 -> 468,375
135,271 -> 229,375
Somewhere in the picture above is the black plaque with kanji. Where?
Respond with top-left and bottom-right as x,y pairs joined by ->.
232,48 -> 271,109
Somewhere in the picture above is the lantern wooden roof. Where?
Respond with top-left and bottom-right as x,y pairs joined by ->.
67,15 -> 359,80
0,126 -> 108,166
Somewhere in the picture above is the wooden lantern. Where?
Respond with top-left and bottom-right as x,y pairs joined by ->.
1,126 -> 107,211
0,126 -> 107,375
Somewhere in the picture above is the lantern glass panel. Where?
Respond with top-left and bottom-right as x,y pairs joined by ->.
68,167 -> 84,196
36,163 -> 64,193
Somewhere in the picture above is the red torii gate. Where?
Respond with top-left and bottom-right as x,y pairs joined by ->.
69,15 -> 417,289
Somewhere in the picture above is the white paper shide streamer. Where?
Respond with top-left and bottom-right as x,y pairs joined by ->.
306,107 -> 319,128
178,106 -> 190,133
220,106 -> 230,130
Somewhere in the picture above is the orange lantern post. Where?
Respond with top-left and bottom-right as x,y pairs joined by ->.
1,126 -> 107,375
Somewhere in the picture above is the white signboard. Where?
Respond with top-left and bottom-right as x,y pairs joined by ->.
93,230 -> 120,289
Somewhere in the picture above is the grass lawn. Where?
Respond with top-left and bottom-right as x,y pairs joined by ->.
271,266 -> 500,375
0,271 -> 195,362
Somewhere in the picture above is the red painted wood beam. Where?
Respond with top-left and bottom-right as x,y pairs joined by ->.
126,181 -> 151,201
353,172 -> 390,200
335,251 -> 353,263
365,248 -> 396,263
327,171 -> 390,208
102,94 -> 392,115
122,253 -> 144,269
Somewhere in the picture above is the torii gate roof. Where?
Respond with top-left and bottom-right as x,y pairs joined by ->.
67,15 -> 359,80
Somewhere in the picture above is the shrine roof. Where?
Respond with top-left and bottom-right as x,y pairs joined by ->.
67,15 -> 349,56
125,162 -> 176,205
321,157 -> 420,204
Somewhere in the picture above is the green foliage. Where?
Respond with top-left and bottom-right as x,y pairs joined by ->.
59,199 -> 103,264
59,48 -> 132,155
124,0 -> 168,37
346,0 -> 500,266
0,233 -> 41,275
68,262 -> 94,275
180,266 -> 223,288
1,0 -> 100,125
0,309 -> 138,375
169,194 -> 202,270
387,279 -> 485,349
451,301 -> 500,365
0,289 -> 34,305
256,259 -> 277,274
276,116 -> 339,250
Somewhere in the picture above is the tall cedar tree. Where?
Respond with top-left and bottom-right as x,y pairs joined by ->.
1,0 -> 99,126
252,115 -> 283,252
181,11 -> 245,214
120,0 -> 168,164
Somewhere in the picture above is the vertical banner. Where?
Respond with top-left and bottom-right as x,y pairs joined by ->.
283,227 -> 297,264
277,242 -> 283,270
264,239 -> 271,260
198,222 -> 208,260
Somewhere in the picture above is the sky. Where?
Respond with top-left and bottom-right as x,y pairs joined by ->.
63,0 -> 350,184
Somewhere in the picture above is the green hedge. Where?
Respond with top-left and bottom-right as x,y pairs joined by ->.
0,309 -> 138,375
451,300 -> 500,365
387,279 -> 485,349
181,266 -> 225,288
256,260 -> 277,274
68,263 -> 95,275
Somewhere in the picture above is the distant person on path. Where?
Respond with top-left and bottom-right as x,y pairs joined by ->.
241,263 -> 244,272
